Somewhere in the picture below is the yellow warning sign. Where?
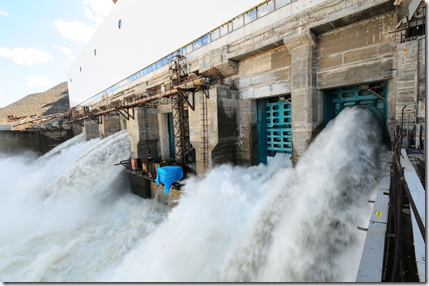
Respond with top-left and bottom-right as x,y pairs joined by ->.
375,211 -> 383,219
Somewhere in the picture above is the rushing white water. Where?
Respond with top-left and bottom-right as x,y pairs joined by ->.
0,107 -> 384,282
0,131 -> 170,282
107,107 -> 384,282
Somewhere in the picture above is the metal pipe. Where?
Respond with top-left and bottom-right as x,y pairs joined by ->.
74,89 -> 179,121
12,113 -> 62,127
368,89 -> 385,101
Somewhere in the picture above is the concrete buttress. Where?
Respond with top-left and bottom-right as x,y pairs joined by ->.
189,84 -> 240,174
99,113 -> 121,140
83,119 -> 99,141
284,29 -> 324,162
127,107 -> 159,159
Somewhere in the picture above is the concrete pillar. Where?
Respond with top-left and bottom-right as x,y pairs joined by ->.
157,104 -> 173,160
72,122 -> 83,136
99,113 -> 121,140
395,41 -> 419,123
394,39 -> 425,149
126,107 -> 159,158
284,29 -> 323,162
189,84 -> 240,174
237,99 -> 258,167
83,119 -> 99,141
120,117 -> 127,130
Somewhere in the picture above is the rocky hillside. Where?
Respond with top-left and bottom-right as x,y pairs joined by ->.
0,82 -> 70,123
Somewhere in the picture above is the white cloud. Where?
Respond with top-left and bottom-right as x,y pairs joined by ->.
0,79 -> 11,85
83,0 -> 112,17
84,8 -> 102,26
83,0 -> 112,27
54,45 -> 77,61
0,47 -> 53,65
0,87 -> 3,95
55,45 -> 72,55
26,76 -> 51,87
85,8 -> 94,20
0,9 -> 10,16
53,0 -> 112,45
54,20 -> 96,43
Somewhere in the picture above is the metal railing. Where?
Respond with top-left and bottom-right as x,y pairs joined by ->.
387,106 -> 425,281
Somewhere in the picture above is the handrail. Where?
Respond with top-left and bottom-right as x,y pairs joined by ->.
388,105 -> 425,282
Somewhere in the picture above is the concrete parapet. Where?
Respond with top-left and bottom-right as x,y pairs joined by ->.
99,113 -> 121,140
83,119 -> 99,141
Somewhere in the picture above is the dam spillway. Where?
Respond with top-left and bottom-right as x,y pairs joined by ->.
0,0 -> 425,282
1,108 -> 386,282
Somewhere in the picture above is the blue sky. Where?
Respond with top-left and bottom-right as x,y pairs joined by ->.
0,0 -> 113,107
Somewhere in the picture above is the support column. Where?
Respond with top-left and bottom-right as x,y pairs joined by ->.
83,119 -> 99,141
99,113 -> 121,140
284,29 -> 323,162
395,39 -> 425,149
72,122 -> 83,136
126,108 -> 159,158
237,99 -> 258,167
189,84 -> 240,174
120,117 -> 127,130
157,104 -> 173,160
126,108 -> 159,199
395,41 -> 419,123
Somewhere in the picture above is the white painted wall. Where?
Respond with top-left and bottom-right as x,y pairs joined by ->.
68,0 -> 330,107
67,0 -> 264,106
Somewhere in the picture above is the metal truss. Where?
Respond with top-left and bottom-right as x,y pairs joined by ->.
115,107 -> 135,120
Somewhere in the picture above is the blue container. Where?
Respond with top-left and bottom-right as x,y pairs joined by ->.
154,166 -> 184,193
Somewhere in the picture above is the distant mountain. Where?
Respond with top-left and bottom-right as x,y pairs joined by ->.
0,82 -> 70,123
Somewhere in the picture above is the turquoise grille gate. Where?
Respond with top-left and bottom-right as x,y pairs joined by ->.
324,82 -> 388,127
266,99 -> 292,156
257,97 -> 293,164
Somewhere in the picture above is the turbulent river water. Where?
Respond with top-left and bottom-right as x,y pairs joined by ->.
0,107 -> 383,282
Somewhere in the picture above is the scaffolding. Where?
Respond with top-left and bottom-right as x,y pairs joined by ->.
168,54 -> 210,167
70,54 -> 211,168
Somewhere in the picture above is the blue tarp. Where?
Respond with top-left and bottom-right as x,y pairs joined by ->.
154,166 -> 183,193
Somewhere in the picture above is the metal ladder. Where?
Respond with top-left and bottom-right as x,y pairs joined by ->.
200,94 -> 209,171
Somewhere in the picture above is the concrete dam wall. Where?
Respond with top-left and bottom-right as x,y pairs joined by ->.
0,130 -> 73,155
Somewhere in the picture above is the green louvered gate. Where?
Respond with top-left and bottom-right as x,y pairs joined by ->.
167,113 -> 175,159
324,82 -> 388,127
257,97 -> 292,164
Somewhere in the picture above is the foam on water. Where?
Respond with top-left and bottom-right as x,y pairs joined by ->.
0,131 -> 170,282
108,107 -> 384,282
0,107 -> 384,282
